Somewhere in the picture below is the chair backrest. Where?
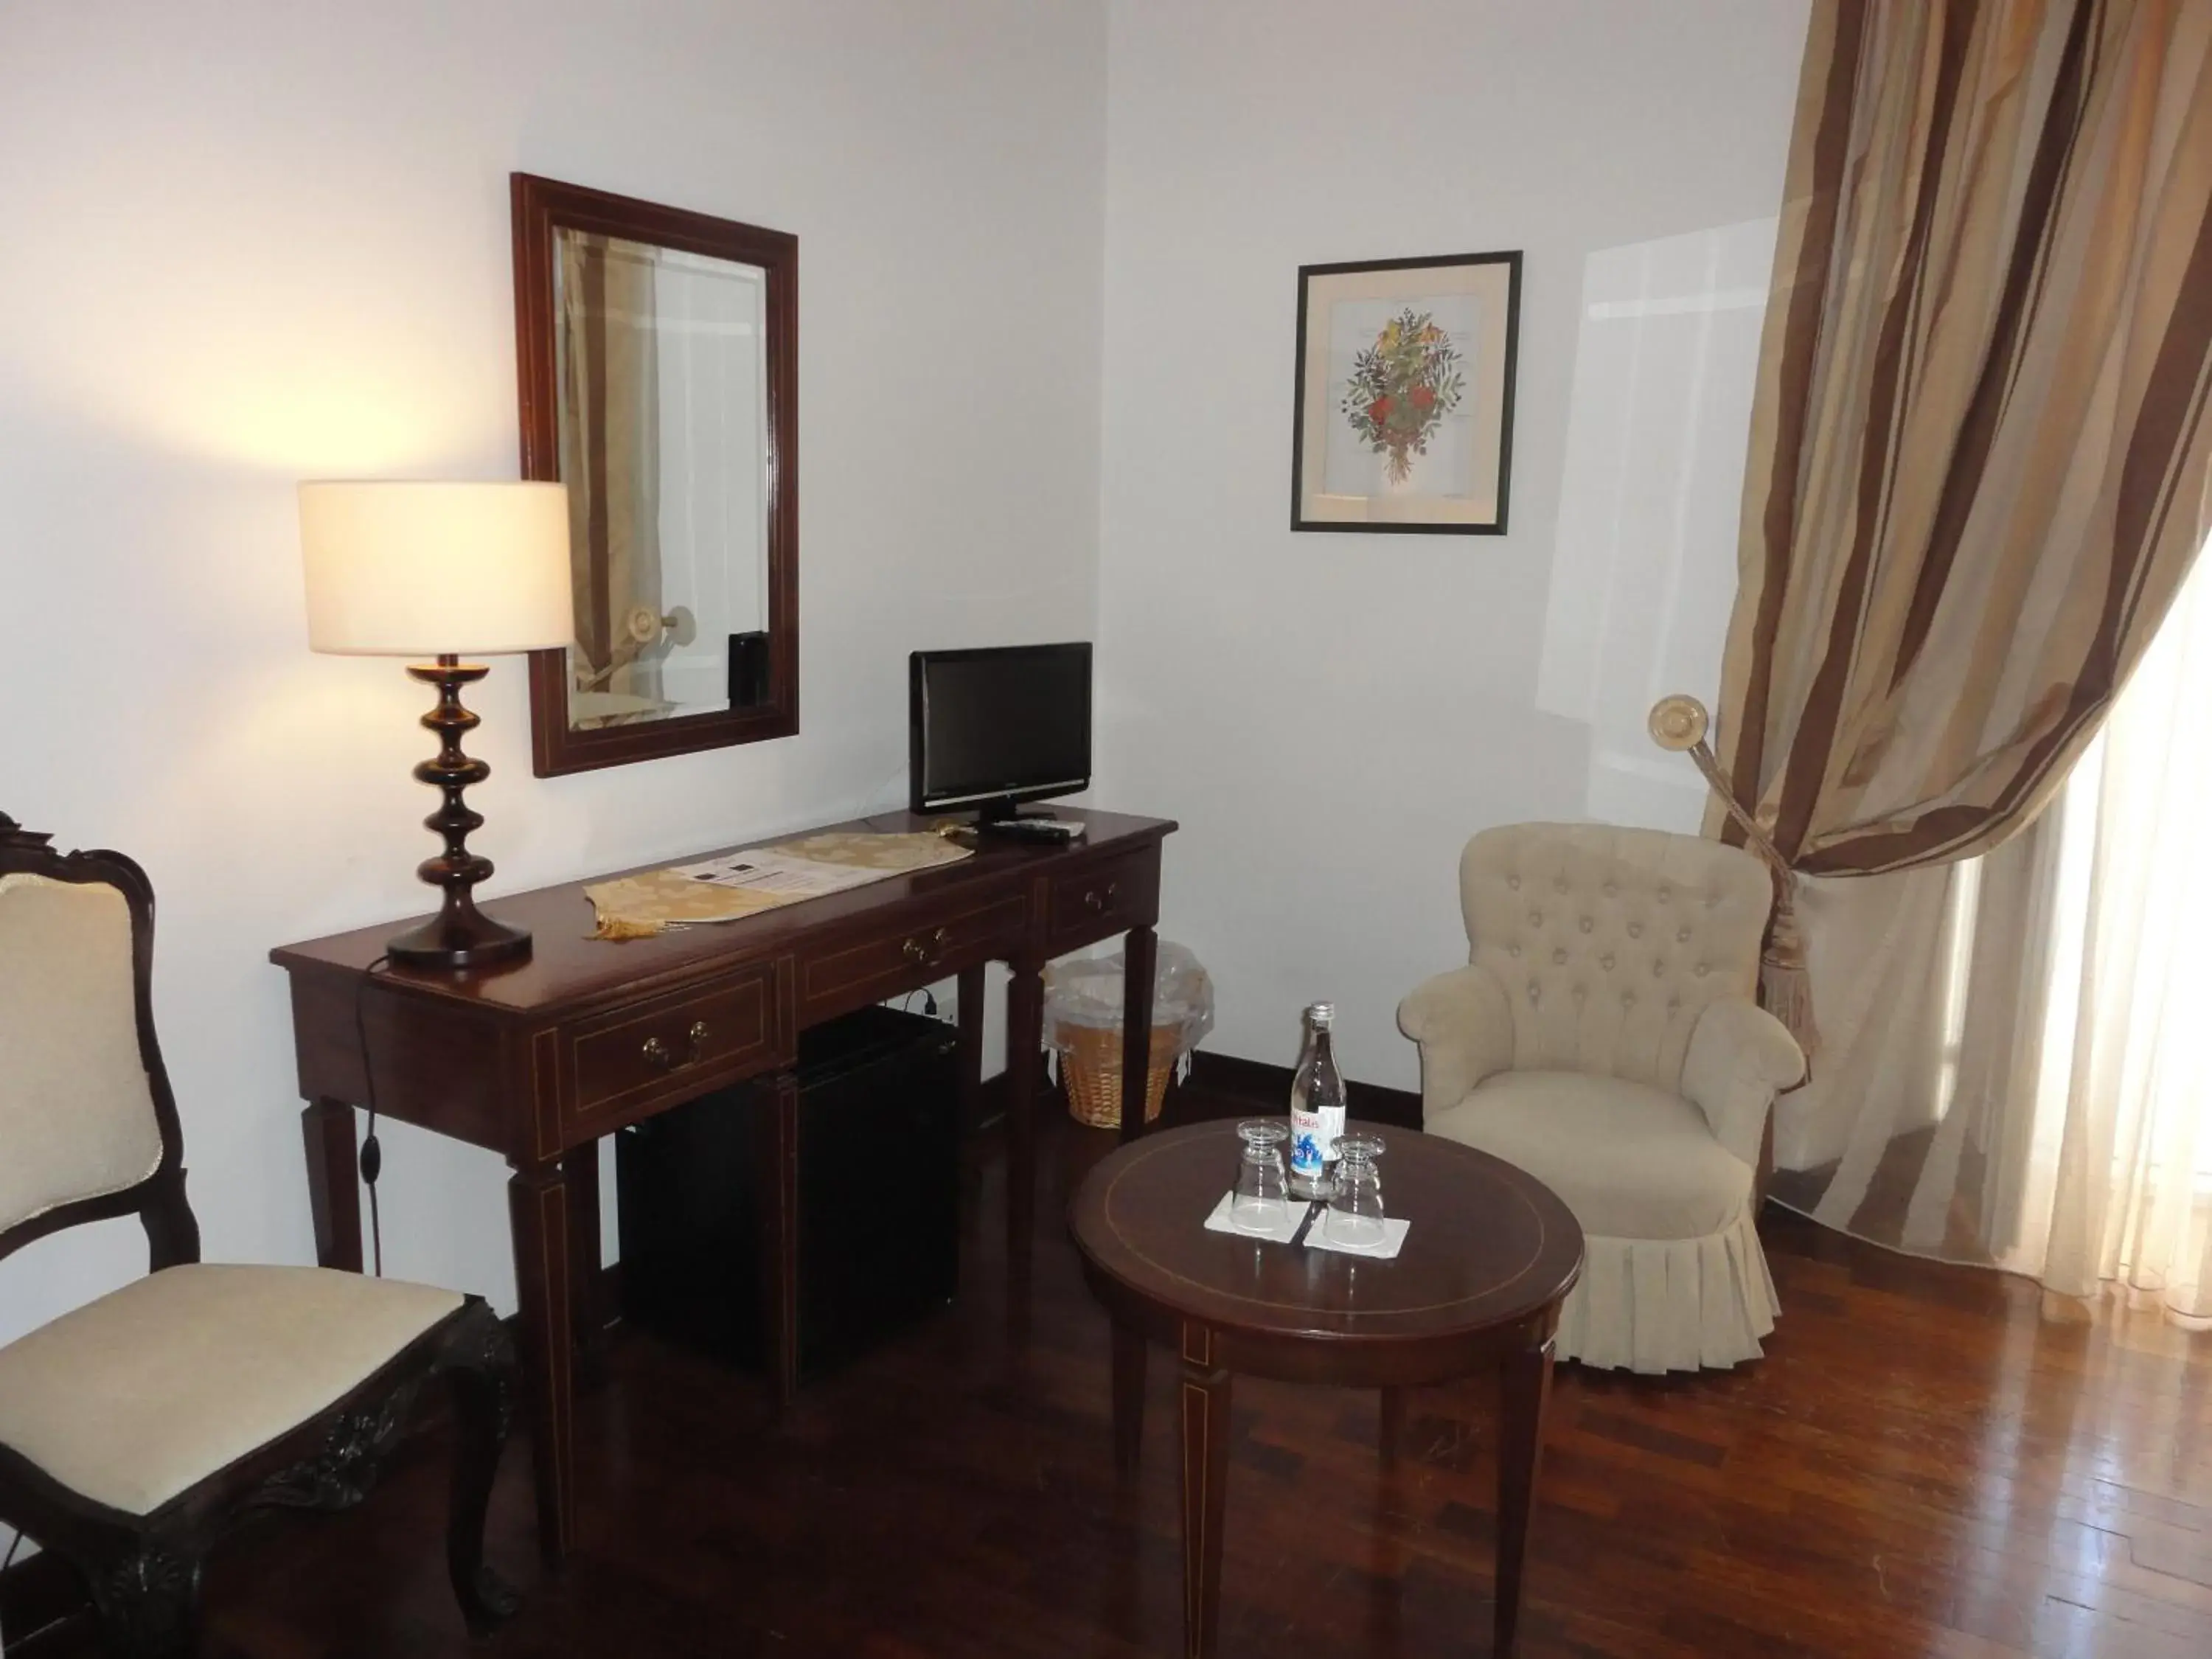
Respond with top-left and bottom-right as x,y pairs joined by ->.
1460,822 -> 1772,1092
0,814 -> 198,1267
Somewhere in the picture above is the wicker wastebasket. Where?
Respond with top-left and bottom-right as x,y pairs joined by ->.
1060,1020 -> 1180,1129
1045,944 -> 1214,1132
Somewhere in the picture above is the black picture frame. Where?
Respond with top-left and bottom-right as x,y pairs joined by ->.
1290,250 -> 1522,535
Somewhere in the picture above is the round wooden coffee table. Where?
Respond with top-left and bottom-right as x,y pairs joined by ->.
1069,1119 -> 1583,1658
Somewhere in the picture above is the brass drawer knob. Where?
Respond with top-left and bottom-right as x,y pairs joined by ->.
642,1020 -> 711,1072
1083,881 -> 1120,915
902,926 -> 951,965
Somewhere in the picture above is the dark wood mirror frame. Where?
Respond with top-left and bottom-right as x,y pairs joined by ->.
511,172 -> 799,778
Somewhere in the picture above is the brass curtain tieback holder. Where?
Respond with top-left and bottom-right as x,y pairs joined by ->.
1649,695 -> 1819,1061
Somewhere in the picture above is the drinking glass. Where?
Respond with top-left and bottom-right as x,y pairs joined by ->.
1326,1134 -> 1387,1250
1232,1119 -> 1290,1234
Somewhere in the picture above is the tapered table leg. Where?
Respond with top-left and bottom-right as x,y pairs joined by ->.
1379,1386 -> 1407,1470
1178,1332 -> 1231,1659
1495,1338 -> 1555,1655
562,1141 -> 605,1366
755,1069 -> 802,1412
507,1161 -> 576,1566
302,1097 -> 362,1273
956,964 -> 987,1134
1005,958 -> 1044,1325
1119,925 -> 1158,1144
1113,1319 -> 1147,1475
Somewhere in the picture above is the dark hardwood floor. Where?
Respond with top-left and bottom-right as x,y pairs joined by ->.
11,1078 -> 2211,1658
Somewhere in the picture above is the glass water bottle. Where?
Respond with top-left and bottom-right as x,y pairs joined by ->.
1288,1002 -> 1347,1199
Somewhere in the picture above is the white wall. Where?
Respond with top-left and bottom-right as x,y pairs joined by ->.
0,0 -> 1107,1366
1093,0 -> 1809,1091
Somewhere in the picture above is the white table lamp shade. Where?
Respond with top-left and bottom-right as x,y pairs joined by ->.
298,481 -> 573,657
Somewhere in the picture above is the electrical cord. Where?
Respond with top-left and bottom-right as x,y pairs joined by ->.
351,954 -> 392,1278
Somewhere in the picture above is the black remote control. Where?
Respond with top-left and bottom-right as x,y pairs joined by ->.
979,817 -> 1084,842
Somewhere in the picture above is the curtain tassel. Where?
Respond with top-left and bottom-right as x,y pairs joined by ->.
1760,882 -> 1820,1062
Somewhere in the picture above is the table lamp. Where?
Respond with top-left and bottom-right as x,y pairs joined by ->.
299,480 -> 572,970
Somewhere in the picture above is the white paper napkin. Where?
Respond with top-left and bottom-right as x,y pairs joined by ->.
1202,1189 -> 1304,1243
1202,1192 -> 1410,1259
1307,1214 -> 1411,1260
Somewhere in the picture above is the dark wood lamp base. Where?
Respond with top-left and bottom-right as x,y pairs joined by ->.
386,905 -> 532,971
389,655 -> 532,972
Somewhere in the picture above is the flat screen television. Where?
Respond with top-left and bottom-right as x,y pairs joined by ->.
908,642 -> 1092,820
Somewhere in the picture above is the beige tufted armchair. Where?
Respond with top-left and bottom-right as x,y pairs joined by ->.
1398,824 -> 1805,1373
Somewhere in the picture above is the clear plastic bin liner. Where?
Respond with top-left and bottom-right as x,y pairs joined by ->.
1043,942 -> 1214,1057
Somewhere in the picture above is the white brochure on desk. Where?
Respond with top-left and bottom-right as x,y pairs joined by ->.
672,850 -> 888,900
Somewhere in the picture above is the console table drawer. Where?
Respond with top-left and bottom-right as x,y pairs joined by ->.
800,894 -> 1028,1018
1046,852 -> 1158,950
568,967 -> 781,1122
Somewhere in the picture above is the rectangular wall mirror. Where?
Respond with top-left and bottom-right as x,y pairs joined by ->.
512,173 -> 798,776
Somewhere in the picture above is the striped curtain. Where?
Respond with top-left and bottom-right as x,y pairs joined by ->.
556,231 -> 664,705
1714,0 -> 2212,1060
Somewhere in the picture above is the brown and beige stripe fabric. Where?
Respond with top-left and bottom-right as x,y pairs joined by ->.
555,232 -> 663,701
1713,0 -> 2212,1050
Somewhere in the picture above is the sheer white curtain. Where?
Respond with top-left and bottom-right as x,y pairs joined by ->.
1771,539 -> 2212,1326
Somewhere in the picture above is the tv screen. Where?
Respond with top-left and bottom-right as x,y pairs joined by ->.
910,643 -> 1093,814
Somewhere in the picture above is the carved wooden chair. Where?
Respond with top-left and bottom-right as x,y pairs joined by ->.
0,815 -> 520,1656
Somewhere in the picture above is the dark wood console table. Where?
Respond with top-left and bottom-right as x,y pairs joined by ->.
271,807 -> 1175,1565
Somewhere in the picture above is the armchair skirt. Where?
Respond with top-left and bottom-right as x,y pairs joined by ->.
1428,1073 -> 1777,1371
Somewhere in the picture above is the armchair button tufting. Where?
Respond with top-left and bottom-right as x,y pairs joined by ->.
1600,953 -> 1615,970
1507,875 -> 1521,890
1528,984 -> 1541,1004
1621,991 -> 1637,1007
1528,909 -> 1543,925
1628,923 -> 1644,939
1509,945 -> 1522,957
1573,985 -> 1587,1003
1695,963 -> 1711,977
1677,927 -> 1691,943
1552,948 -> 1568,964
1653,960 -> 1666,977
1658,886 -> 1673,901
1603,881 -> 1618,896
1579,917 -> 1593,933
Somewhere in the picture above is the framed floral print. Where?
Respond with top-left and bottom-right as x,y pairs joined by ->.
1290,251 -> 1522,534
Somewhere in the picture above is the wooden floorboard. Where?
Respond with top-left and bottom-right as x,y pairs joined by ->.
13,1082 -> 2211,1657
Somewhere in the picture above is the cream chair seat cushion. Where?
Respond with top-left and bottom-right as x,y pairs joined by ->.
1428,1072 -> 1750,1239
1426,1068 -> 1780,1374
0,1263 -> 462,1516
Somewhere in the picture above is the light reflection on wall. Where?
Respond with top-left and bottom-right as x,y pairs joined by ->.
2,217 -> 493,479
1536,217 -> 1778,830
